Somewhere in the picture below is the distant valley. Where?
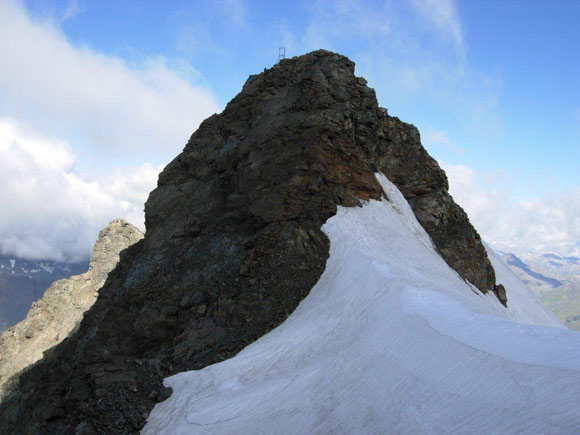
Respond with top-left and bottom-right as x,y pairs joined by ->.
498,250 -> 580,330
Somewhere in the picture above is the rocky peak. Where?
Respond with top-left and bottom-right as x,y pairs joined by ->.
0,219 -> 142,398
88,219 -> 145,289
0,51 -> 502,434
146,49 -> 495,293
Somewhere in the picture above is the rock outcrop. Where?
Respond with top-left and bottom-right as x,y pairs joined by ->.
0,219 -> 143,397
0,50 -> 502,434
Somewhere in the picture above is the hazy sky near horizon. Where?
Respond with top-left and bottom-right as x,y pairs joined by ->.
0,0 -> 578,261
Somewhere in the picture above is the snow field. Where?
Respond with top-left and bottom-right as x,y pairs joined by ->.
144,173 -> 580,434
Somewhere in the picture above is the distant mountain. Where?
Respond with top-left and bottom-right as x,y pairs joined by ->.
503,253 -> 563,287
0,219 -> 143,396
498,250 -> 580,330
533,252 -> 580,274
0,255 -> 88,332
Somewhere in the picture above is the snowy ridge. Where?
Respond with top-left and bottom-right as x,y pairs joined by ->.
144,173 -> 580,434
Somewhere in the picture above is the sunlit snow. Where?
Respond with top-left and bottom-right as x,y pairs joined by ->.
144,173 -> 580,434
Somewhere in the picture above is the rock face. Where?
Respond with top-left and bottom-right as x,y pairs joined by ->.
0,50 -> 501,434
0,219 -> 143,397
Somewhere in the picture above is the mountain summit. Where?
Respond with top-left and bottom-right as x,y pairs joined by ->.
0,50 -> 522,433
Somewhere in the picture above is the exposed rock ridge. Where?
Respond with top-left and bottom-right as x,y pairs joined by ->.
0,220 -> 143,398
0,50 -> 500,434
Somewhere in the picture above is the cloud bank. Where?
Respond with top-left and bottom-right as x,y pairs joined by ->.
443,162 -> 580,257
0,0 -> 220,163
408,0 -> 464,51
0,118 -> 160,262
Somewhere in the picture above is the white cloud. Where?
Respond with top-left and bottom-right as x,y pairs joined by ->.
0,0 -> 220,164
425,130 -> 465,154
497,193 -> 580,257
217,0 -> 247,26
408,0 -> 464,51
61,0 -> 82,22
442,162 -> 580,257
0,118 -> 160,262
302,0 -> 391,49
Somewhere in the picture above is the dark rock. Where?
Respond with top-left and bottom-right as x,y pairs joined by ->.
42,403 -> 67,421
157,386 -> 173,402
0,50 -> 500,434
493,284 -> 508,307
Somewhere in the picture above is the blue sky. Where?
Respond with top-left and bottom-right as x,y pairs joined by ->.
24,0 -> 580,194
0,0 -> 578,260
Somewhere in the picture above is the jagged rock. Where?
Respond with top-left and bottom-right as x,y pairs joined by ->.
87,219 -> 145,289
0,50 -> 501,434
0,219 -> 143,397
493,284 -> 508,306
